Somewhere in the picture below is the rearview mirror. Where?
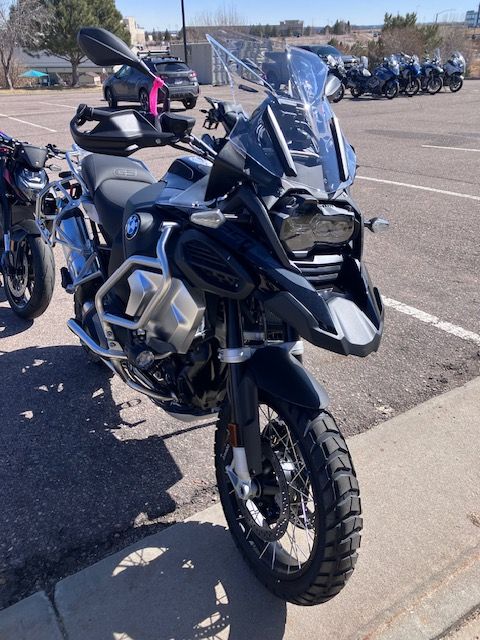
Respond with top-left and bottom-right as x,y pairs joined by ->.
78,27 -> 153,79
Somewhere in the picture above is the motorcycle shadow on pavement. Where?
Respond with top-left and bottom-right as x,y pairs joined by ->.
0,297 -> 34,337
57,520 -> 287,639
0,343 -> 186,609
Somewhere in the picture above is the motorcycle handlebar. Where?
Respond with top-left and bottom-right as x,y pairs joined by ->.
75,104 -> 111,126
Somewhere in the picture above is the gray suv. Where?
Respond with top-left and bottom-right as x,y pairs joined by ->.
103,56 -> 200,110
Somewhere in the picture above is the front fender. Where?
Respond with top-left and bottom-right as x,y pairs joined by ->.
246,345 -> 329,410
11,219 -> 41,241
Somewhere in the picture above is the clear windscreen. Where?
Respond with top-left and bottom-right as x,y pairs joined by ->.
206,35 -> 356,196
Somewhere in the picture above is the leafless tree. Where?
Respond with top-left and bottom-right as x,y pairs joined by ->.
0,0 -> 48,89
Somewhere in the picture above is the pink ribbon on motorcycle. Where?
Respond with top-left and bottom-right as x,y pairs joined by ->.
149,77 -> 165,115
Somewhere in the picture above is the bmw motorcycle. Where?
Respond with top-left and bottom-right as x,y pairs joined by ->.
395,53 -> 421,96
346,55 -> 400,99
420,54 -> 444,94
35,28 -> 386,605
0,131 -> 62,318
442,51 -> 465,92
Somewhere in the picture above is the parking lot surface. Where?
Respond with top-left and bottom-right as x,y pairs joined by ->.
0,83 -> 479,609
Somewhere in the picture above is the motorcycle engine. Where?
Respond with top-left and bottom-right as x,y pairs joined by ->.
125,269 -> 206,355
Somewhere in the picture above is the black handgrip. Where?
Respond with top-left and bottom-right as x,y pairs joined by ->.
75,104 -> 111,126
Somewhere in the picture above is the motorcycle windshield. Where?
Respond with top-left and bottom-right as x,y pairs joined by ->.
451,51 -> 466,70
206,35 -> 356,197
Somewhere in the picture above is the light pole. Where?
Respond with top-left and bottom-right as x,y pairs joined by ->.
181,0 -> 188,64
434,8 -> 455,22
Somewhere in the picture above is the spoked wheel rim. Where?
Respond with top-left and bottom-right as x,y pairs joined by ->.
5,239 -> 33,308
384,81 -> 398,99
449,76 -> 462,92
220,403 -> 318,577
428,77 -> 443,94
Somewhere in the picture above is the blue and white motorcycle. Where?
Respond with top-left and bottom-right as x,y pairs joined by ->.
346,55 -> 400,99
443,51 -> 465,92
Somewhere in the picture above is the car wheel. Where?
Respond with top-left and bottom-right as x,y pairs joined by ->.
105,87 -> 117,108
139,88 -> 150,112
183,98 -> 197,110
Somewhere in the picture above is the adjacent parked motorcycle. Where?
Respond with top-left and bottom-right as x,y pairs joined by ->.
36,28 -> 386,605
325,54 -> 346,103
442,51 -> 465,92
0,132 -> 62,318
420,54 -> 444,94
395,53 -> 421,96
346,55 -> 400,99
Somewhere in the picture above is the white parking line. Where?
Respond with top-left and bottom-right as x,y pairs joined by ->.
383,297 -> 480,346
422,144 -> 480,153
37,101 -> 76,109
357,176 -> 480,202
0,112 -> 56,132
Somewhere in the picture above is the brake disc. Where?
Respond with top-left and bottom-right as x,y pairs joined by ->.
237,442 -> 290,542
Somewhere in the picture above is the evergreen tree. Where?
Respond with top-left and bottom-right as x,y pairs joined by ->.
164,29 -> 171,42
34,0 -> 130,86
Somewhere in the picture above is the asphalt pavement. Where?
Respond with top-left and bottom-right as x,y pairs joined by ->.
0,83 -> 479,610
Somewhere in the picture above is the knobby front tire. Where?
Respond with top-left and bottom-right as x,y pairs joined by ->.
215,396 -> 362,605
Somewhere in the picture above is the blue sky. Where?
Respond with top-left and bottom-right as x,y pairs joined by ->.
116,0 -> 470,31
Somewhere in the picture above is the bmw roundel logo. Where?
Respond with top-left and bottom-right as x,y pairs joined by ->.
125,214 -> 140,240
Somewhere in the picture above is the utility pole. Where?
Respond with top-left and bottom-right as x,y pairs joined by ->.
181,0 -> 188,64
434,8 -> 454,23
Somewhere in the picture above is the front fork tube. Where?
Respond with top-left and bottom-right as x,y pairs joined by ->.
225,301 -> 262,498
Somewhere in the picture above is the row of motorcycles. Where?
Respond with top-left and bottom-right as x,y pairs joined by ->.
0,28 -> 388,606
328,50 -> 466,102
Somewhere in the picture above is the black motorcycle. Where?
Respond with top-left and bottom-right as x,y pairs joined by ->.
36,28 -> 386,605
0,132 -> 61,318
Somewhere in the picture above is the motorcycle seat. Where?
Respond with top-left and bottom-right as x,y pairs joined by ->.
81,153 -> 156,240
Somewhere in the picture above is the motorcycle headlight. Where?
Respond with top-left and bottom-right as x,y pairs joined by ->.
273,200 -> 356,253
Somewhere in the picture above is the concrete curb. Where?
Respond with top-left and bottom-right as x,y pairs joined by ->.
0,591 -> 63,640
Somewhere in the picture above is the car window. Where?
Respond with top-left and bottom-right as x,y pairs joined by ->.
116,65 -> 131,79
154,62 -> 189,73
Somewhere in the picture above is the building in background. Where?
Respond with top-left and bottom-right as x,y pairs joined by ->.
278,20 -> 304,36
123,16 -> 146,46
465,9 -> 480,27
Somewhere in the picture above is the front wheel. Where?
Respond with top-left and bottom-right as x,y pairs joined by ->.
215,397 -> 362,605
2,233 -> 55,319
427,76 -> 443,94
449,75 -> 463,93
331,83 -> 345,103
405,77 -> 421,97
105,87 -> 117,108
139,88 -> 150,112
384,80 -> 399,99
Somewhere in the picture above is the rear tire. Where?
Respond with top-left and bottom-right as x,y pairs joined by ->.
183,98 -> 197,109
427,76 -> 443,94
3,233 -> 55,319
215,396 -> 362,605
